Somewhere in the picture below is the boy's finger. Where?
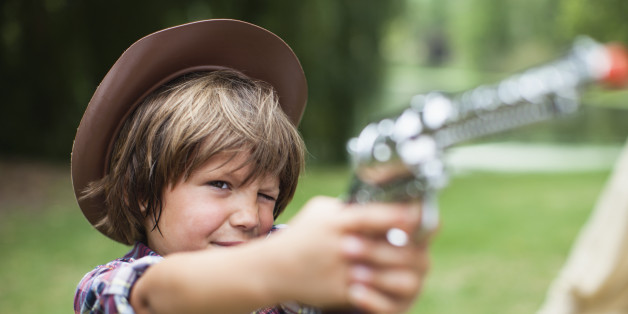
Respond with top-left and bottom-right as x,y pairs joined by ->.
347,283 -> 411,314
343,237 -> 428,268
351,266 -> 426,300
339,203 -> 421,234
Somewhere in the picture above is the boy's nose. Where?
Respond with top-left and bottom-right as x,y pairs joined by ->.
229,197 -> 260,230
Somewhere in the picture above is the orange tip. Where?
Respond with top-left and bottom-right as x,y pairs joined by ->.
603,43 -> 628,88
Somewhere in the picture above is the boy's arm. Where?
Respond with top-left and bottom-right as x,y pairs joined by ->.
130,239 -> 291,313
130,196 -> 429,313
75,255 -> 163,314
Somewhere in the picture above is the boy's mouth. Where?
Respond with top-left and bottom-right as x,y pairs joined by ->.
211,241 -> 245,247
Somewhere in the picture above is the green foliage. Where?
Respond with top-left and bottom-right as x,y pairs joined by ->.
386,0 -> 628,73
558,0 -> 628,43
387,0 -> 564,71
0,0 -> 193,159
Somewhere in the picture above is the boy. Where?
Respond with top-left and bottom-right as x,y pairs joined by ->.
72,19 -> 430,313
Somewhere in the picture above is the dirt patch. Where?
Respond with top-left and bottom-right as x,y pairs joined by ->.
0,159 -> 71,212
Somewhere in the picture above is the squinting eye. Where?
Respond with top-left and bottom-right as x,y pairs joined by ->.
208,181 -> 229,189
259,193 -> 277,202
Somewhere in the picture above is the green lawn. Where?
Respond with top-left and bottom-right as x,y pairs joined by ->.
414,171 -> 607,313
0,163 -> 609,313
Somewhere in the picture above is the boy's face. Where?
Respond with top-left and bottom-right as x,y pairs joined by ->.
145,152 -> 278,256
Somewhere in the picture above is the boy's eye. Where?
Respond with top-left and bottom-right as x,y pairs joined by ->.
258,193 -> 277,202
207,181 -> 229,189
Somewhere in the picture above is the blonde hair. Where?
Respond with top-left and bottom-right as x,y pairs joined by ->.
83,70 -> 306,245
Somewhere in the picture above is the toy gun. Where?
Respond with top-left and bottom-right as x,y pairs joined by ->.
346,37 -> 628,244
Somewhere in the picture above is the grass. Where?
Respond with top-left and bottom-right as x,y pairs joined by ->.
0,162 -> 610,313
415,171 -> 607,313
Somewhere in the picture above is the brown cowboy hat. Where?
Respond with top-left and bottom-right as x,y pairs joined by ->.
71,19 -> 307,242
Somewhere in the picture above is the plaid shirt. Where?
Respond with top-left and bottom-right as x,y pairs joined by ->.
74,227 -> 320,314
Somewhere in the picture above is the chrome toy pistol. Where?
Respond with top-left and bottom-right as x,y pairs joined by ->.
346,37 -> 628,241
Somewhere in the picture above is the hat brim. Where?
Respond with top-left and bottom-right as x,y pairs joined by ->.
71,19 -> 307,242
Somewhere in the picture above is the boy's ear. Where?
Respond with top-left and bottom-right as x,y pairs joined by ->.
139,200 -> 148,214
121,188 -> 148,214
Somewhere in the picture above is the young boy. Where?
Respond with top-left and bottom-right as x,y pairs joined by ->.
72,19 -> 430,313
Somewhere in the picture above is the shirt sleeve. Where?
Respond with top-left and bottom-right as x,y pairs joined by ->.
74,256 -> 163,314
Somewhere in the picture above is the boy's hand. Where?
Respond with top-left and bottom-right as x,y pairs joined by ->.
269,196 -> 432,313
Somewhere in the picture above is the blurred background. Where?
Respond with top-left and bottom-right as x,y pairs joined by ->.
1,0 -> 628,313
